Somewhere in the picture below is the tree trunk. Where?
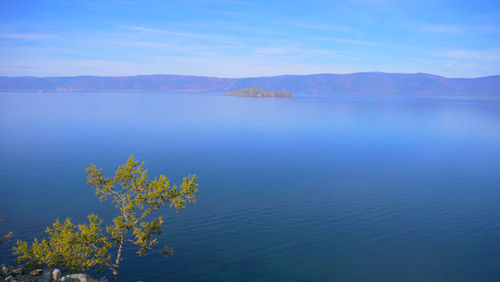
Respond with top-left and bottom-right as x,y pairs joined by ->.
112,237 -> 125,282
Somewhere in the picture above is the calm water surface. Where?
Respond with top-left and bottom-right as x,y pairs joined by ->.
0,92 -> 499,281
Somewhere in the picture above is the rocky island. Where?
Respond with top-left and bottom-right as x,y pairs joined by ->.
226,88 -> 292,97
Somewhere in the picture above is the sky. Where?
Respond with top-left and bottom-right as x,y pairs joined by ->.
0,0 -> 499,78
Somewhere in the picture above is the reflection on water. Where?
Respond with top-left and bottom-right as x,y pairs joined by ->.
1,92 -> 499,281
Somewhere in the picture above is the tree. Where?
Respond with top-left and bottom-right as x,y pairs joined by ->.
14,156 -> 198,281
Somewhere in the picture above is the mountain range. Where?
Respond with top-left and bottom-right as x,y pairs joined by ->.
1,72 -> 499,96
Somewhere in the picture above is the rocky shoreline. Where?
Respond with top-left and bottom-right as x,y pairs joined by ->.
1,264 -> 107,282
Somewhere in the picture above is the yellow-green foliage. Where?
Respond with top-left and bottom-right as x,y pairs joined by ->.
14,215 -> 110,272
14,156 -> 198,280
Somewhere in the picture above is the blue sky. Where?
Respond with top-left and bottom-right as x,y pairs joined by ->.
0,0 -> 499,78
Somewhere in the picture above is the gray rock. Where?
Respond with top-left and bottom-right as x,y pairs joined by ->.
38,272 -> 52,282
52,269 -> 62,281
60,273 -> 94,282
0,267 -> 100,282
1,264 -> 9,277
11,268 -> 24,276
29,269 -> 43,277
4,276 -> 16,282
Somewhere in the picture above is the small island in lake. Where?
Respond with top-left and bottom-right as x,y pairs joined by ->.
226,88 -> 293,97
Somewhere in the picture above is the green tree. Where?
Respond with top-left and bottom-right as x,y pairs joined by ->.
14,156 -> 198,281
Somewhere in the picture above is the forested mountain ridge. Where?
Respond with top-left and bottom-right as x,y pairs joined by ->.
1,72 -> 499,96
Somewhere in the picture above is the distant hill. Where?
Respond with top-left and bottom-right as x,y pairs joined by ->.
1,72 -> 499,96
227,88 -> 292,97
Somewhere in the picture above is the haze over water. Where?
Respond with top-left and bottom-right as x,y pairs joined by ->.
1,92 -> 500,281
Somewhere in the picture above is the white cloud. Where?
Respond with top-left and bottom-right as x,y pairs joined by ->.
439,48 -> 500,62
0,54 -> 354,78
0,33 -> 58,40
276,22 -> 353,33
127,26 -> 235,42
349,0 -> 388,4
420,24 -> 464,34
418,24 -> 499,34
316,37 -> 384,46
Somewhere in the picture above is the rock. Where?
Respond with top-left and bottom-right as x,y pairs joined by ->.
52,269 -> 62,280
39,272 -> 53,282
0,266 -> 100,282
1,264 -> 10,277
29,269 -> 43,276
4,275 -> 21,282
60,273 -> 95,282
11,268 -> 24,276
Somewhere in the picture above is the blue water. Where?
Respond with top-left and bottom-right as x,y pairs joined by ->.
1,92 -> 500,281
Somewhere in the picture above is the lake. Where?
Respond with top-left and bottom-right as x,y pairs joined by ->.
1,92 -> 500,281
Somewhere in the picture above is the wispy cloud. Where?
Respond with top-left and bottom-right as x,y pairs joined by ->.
253,47 -> 290,55
0,54 -> 353,77
316,37 -> 384,46
109,40 -> 187,51
252,45 -> 344,58
0,58 -> 138,76
349,0 -> 388,5
199,8 -> 245,17
104,39 -> 236,56
420,24 -> 464,34
438,48 -> 500,62
127,26 -> 235,42
417,24 -> 499,34
277,22 -> 353,32
0,33 -> 58,40
128,26 -> 195,37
